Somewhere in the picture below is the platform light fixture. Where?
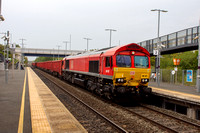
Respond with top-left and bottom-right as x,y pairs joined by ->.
56,45 -> 61,60
0,0 -> 4,21
0,14 -> 4,21
105,29 -> 117,47
63,41 -> 70,56
19,38 -> 26,70
151,9 -> 168,87
83,38 -> 92,51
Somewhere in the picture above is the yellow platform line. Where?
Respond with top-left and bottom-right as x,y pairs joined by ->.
27,67 -> 52,133
18,68 -> 27,133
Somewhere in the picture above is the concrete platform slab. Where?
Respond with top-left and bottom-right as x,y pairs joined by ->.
149,82 -> 200,103
0,69 -> 31,133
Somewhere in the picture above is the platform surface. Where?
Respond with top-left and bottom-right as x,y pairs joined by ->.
0,68 -> 87,133
149,82 -> 200,103
0,69 -> 31,133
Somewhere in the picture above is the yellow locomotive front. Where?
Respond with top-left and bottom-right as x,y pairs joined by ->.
112,50 -> 152,95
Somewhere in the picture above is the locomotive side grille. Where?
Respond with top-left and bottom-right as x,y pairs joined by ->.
89,61 -> 99,73
65,60 -> 69,69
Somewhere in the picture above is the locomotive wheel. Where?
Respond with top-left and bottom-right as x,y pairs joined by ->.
104,92 -> 113,100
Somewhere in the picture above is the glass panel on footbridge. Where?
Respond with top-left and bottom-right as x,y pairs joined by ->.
161,35 -> 167,49
149,40 -> 153,52
153,38 -> 158,50
141,41 -> 147,50
187,28 -> 192,44
177,30 -> 186,46
193,27 -> 198,44
168,33 -> 176,48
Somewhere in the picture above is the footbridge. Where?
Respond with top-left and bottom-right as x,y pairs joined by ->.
14,48 -> 85,57
138,26 -> 199,55
11,48 -> 85,70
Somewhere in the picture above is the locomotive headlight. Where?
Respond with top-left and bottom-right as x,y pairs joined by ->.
116,78 -> 126,83
118,78 -> 121,82
141,79 -> 149,83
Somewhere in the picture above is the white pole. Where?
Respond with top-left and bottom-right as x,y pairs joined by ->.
197,19 -> 200,92
5,31 -> 9,83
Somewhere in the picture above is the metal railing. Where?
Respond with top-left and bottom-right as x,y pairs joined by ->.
138,26 -> 199,53
150,69 -> 197,87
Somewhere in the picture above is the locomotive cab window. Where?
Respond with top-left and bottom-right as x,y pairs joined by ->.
105,57 -> 110,67
134,56 -> 149,68
116,55 -> 131,67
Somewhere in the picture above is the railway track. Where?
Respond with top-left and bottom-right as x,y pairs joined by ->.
36,69 -> 128,133
35,68 -> 200,132
124,104 -> 200,133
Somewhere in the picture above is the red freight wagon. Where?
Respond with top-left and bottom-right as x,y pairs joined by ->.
52,60 -> 62,76
46,61 -> 52,71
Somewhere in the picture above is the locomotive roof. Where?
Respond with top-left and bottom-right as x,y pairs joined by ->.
63,43 -> 149,60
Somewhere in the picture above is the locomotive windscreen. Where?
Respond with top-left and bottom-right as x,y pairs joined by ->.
89,61 -> 99,73
134,56 -> 149,68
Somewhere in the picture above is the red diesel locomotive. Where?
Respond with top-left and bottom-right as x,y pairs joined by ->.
33,43 -> 152,99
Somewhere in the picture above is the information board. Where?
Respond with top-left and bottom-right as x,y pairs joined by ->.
186,70 -> 193,82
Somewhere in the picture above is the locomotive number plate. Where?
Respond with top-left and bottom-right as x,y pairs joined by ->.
130,71 -> 135,75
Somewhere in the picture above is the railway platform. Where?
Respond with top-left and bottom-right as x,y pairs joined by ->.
0,68 -> 87,133
149,82 -> 200,119
149,82 -> 200,102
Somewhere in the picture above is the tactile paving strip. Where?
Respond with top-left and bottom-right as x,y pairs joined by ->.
28,68 -> 87,133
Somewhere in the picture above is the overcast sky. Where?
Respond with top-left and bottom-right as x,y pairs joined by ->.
0,0 -> 200,60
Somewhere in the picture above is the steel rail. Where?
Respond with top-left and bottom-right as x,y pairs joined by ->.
141,104 -> 200,128
122,107 -> 178,133
37,69 -> 128,133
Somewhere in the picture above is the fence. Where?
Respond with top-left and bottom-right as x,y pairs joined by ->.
151,69 -> 197,87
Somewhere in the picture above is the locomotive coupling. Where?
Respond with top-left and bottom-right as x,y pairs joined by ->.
116,86 -> 126,94
142,87 -> 152,94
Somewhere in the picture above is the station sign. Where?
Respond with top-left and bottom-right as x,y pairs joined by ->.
153,50 -> 158,55
173,58 -> 181,65
186,70 -> 193,82
171,70 -> 175,75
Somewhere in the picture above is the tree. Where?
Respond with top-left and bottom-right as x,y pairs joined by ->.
152,50 -> 198,70
34,57 -> 54,62
0,44 -> 4,55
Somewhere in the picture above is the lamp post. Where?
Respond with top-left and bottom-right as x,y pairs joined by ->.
83,38 -> 92,51
70,34 -> 71,50
53,48 -> 54,60
151,9 -> 168,86
56,45 -> 61,60
63,41 -> 69,56
196,20 -> 200,92
19,38 -> 26,70
0,0 -> 5,21
105,29 -> 117,47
